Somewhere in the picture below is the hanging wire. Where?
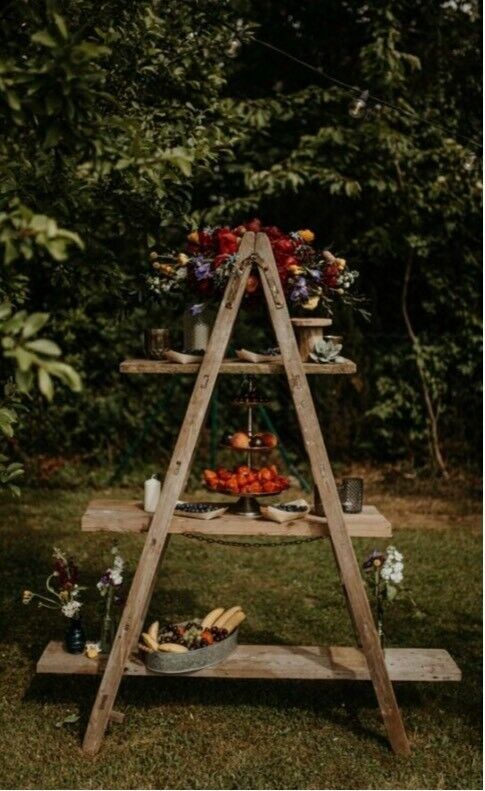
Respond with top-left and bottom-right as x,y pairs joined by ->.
250,35 -> 482,152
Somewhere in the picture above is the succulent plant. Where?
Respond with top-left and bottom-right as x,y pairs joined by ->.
309,338 -> 345,364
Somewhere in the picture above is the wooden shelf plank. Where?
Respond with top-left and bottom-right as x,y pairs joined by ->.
81,500 -> 392,538
37,641 -> 461,682
120,358 -> 357,375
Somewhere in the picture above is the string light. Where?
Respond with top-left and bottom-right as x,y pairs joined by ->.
348,90 -> 369,119
250,35 -> 482,152
463,153 -> 477,171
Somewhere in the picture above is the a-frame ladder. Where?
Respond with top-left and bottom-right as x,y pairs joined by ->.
82,231 -> 410,756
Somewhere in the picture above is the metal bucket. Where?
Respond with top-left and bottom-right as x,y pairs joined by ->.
146,627 -> 239,675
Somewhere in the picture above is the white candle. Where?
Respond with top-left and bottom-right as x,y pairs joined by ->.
144,475 -> 161,513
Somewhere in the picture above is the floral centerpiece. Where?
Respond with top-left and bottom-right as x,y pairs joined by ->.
22,547 -> 86,653
147,218 -> 362,317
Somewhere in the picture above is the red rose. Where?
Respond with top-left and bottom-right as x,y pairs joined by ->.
245,274 -> 259,294
213,253 -> 229,270
214,229 -> 239,255
245,218 -> 262,232
263,225 -> 283,240
323,264 -> 340,288
272,238 -> 295,257
198,230 -> 213,252
282,255 -> 298,269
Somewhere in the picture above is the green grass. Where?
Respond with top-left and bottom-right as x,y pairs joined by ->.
0,482 -> 481,789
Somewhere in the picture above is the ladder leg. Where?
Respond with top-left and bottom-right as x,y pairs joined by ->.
255,232 -> 410,755
82,232 -> 256,755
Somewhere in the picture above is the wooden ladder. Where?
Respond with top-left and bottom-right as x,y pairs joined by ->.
82,230 -> 411,755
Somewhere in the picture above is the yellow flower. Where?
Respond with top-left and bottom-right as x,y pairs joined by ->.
22,590 -> 33,604
302,296 -> 319,311
335,257 -> 346,271
288,264 -> 304,275
298,229 -> 315,243
160,264 -> 174,275
85,642 -> 101,660
177,253 -> 189,266
187,231 -> 199,244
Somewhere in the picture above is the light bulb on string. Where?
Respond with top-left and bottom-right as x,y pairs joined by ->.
348,90 -> 369,119
463,152 -> 477,172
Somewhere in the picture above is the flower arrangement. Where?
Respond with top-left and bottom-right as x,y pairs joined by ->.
22,547 -> 84,619
147,218 -> 362,316
96,544 -> 125,653
363,546 -> 422,646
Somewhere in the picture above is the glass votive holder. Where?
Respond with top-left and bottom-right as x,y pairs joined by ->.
338,477 -> 364,513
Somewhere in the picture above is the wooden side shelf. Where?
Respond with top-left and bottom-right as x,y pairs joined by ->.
81,501 -> 392,538
37,641 -> 461,682
120,358 -> 357,375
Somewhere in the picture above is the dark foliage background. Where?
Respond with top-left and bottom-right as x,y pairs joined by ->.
0,0 -> 481,488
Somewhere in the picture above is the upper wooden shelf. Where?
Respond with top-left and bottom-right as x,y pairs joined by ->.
120,358 -> 356,375
81,500 -> 391,538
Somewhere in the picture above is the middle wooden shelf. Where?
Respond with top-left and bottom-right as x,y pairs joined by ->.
81,500 -> 391,538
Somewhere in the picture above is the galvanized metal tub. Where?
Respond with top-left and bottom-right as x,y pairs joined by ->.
146,627 -> 239,675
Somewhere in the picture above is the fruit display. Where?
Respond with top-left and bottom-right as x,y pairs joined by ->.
139,606 -> 246,655
223,431 -> 278,450
204,464 -> 290,495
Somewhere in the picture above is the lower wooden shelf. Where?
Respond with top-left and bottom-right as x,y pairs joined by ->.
37,641 -> 461,682
81,501 -> 392,538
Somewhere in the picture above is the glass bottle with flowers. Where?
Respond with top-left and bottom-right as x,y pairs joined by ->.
96,544 -> 125,654
362,545 -> 405,647
22,547 -> 86,654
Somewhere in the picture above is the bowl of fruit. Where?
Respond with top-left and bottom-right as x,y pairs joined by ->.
140,606 -> 245,674
203,464 -> 290,497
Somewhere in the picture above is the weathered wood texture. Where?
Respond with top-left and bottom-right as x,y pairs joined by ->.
120,358 -> 356,375
82,232 -> 258,755
254,232 -> 411,755
38,642 -> 461,682
81,500 -> 392,538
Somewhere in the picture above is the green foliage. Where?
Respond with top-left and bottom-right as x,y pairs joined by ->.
0,0 -> 481,479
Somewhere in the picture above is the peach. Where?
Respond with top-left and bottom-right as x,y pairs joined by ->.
231,432 -> 250,449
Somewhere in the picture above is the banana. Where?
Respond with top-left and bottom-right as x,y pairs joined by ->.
224,610 -> 246,634
157,642 -> 189,653
201,607 -> 225,629
213,605 -> 242,628
141,632 -> 159,651
147,620 -> 159,642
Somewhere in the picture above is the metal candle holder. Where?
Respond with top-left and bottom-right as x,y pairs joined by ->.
338,477 -> 364,514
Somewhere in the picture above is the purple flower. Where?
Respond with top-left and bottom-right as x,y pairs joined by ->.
189,303 -> 205,316
192,256 -> 212,281
290,277 -> 309,302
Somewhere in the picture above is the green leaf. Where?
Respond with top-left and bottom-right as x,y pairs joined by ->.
26,339 -> 61,356
22,313 -> 50,339
53,13 -> 68,40
15,369 -> 34,394
38,368 -> 54,401
31,30 -> 58,48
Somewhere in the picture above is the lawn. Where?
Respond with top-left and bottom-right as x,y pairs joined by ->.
0,473 -> 481,789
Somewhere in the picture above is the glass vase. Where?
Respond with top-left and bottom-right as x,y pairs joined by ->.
100,613 -> 116,654
64,617 -> 86,654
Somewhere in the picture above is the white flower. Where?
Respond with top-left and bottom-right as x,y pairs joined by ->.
61,600 -> 81,618
113,555 -> 124,571
380,565 -> 391,580
390,571 -> 403,584
393,561 -> 404,573
110,569 -> 123,586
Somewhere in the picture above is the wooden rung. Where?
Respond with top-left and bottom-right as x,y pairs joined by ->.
120,358 -> 356,375
109,710 -> 125,724
37,641 -> 461,682
81,500 -> 392,538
